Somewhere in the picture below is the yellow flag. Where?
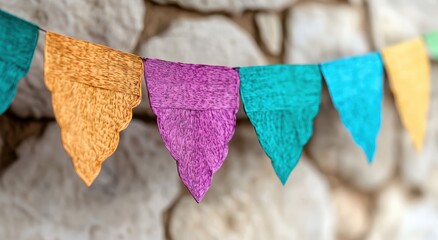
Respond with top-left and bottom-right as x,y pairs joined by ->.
45,32 -> 143,185
382,38 -> 430,151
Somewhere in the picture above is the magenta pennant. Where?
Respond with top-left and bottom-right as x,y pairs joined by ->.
144,58 -> 240,202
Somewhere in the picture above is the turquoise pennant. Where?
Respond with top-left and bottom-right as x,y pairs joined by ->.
239,65 -> 322,184
0,9 -> 39,114
320,52 -> 384,162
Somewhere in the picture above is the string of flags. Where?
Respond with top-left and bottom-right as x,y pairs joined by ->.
0,8 -> 434,203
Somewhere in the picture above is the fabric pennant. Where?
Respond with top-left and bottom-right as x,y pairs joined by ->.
424,31 -> 438,60
144,59 -> 239,203
321,53 -> 384,162
0,9 -> 39,114
45,32 -> 143,186
239,65 -> 322,184
382,38 -> 430,151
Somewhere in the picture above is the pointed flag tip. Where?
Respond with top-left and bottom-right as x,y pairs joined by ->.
365,148 -> 376,164
280,177 -> 288,186
75,166 -> 100,187
80,176 -> 95,187
413,138 -> 424,152
188,187 -> 207,203
274,166 -> 292,186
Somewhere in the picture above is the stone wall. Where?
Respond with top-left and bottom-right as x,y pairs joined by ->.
1,0 -> 438,239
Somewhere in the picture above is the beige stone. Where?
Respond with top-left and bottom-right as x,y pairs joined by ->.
367,182 -> 438,240
151,0 -> 297,13
0,121 -> 181,240
332,187 -> 370,239
368,0 -> 438,48
169,125 -> 335,240
256,12 -> 282,56
286,3 -> 369,64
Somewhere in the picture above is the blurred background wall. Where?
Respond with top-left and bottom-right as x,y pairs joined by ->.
1,0 -> 438,239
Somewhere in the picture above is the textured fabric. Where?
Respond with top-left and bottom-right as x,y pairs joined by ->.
424,31 -> 438,60
321,53 -> 384,162
0,9 -> 39,114
144,58 -> 239,203
382,38 -> 430,151
45,32 -> 143,186
239,65 -> 322,184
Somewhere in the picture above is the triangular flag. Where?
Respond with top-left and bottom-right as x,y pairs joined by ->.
45,32 -> 143,186
382,38 -> 430,151
144,58 -> 239,203
321,53 -> 384,162
239,65 -> 322,184
0,9 -> 39,114
424,31 -> 438,60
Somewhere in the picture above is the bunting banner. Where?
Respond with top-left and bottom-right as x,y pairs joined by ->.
0,9 -> 38,114
382,38 -> 431,151
321,53 -> 384,162
45,32 -> 143,186
424,31 -> 438,60
238,65 -> 322,184
0,8 -> 437,202
144,59 -> 239,202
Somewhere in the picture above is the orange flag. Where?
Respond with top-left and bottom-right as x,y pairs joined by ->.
382,38 -> 431,151
44,32 -> 143,185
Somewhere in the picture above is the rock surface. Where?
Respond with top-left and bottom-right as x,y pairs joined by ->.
286,3 -> 369,64
308,89 -> 398,192
366,183 -> 411,240
368,0 -> 438,48
0,121 -> 181,240
137,16 -> 266,117
366,182 -> 438,240
255,12 -> 282,56
332,186 -> 370,239
0,0 -> 145,118
169,124 -> 335,240
152,0 -> 297,13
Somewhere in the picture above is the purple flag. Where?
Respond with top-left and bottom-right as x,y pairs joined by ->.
144,59 -> 240,202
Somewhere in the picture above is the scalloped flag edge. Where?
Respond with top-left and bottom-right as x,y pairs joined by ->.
45,32 -> 143,186
144,58 -> 239,203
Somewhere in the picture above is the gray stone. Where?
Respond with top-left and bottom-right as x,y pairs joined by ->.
151,0 -> 297,13
169,125 -> 335,240
286,3 -> 369,64
368,0 -> 438,48
0,120 -> 181,240
256,12 -> 282,56
0,0 -> 146,118
137,16 -> 266,117
308,89 -> 398,192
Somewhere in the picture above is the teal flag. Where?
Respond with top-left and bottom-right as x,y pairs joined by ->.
320,53 -> 384,162
239,65 -> 322,184
0,9 -> 39,114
